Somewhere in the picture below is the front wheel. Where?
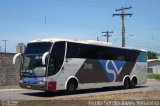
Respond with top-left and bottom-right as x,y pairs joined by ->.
44,91 -> 53,94
67,81 -> 77,94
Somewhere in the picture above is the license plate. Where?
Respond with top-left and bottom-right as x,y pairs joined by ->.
26,86 -> 31,88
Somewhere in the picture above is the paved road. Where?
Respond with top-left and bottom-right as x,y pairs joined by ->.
0,80 -> 159,100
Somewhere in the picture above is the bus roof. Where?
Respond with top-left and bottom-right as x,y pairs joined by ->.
30,38 -> 146,52
30,38 -> 112,45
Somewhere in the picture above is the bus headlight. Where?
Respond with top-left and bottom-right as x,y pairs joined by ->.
37,81 -> 45,85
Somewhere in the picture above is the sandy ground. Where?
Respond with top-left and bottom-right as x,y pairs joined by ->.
0,85 -> 20,89
0,80 -> 160,106
0,88 -> 159,106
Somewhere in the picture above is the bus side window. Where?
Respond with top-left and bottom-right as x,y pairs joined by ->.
48,42 -> 65,76
66,42 -> 74,58
137,52 -> 147,62
116,56 -> 125,61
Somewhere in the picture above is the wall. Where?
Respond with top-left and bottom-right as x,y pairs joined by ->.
0,52 -> 20,86
148,60 -> 160,74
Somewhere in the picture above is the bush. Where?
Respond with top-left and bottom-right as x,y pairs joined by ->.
147,74 -> 160,80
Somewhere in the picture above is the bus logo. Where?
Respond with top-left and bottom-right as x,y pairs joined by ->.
99,60 -> 126,82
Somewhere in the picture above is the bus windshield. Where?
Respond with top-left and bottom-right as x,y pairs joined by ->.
25,42 -> 52,54
21,42 -> 52,77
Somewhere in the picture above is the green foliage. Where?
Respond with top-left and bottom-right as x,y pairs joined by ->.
147,51 -> 158,59
147,74 -> 160,80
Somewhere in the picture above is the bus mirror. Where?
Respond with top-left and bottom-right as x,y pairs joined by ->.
13,53 -> 22,64
42,52 -> 49,65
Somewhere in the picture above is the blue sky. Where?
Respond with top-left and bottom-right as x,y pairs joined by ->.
0,0 -> 160,53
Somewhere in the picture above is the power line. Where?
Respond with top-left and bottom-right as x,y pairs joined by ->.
126,41 -> 160,51
102,31 -> 114,42
127,43 -> 160,52
126,38 -> 160,48
113,6 -> 133,47
115,38 -> 160,52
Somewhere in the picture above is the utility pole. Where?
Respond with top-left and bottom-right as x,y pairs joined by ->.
1,40 -> 9,53
113,6 -> 133,47
102,31 -> 114,42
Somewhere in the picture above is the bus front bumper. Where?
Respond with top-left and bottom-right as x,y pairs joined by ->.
19,82 -> 48,91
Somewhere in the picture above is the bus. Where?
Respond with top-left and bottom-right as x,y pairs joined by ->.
13,38 -> 148,93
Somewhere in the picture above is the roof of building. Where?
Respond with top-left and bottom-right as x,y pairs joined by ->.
148,59 -> 160,62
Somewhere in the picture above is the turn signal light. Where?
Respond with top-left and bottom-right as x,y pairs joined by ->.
19,76 -> 22,80
48,81 -> 56,91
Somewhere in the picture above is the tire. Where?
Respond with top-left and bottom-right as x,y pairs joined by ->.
123,78 -> 130,89
131,78 -> 137,88
44,91 -> 52,94
67,81 -> 76,94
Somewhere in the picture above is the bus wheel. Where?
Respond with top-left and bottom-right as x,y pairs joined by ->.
67,80 -> 77,94
131,77 -> 137,88
44,91 -> 52,94
123,78 -> 130,89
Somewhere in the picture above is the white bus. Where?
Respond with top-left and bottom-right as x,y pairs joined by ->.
13,38 -> 148,93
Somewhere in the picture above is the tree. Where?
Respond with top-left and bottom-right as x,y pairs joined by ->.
147,51 -> 158,59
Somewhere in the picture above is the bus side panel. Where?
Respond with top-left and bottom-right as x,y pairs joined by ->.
130,62 -> 147,85
78,82 -> 122,90
47,58 -> 85,90
75,59 -> 110,83
47,59 -> 147,91
75,59 -> 137,83
75,59 -> 136,89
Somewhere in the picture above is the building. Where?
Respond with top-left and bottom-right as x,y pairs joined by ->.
148,59 -> 160,74
16,43 -> 26,53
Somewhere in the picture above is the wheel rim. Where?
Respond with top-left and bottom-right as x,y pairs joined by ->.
125,80 -> 129,89
132,80 -> 136,87
68,83 -> 75,92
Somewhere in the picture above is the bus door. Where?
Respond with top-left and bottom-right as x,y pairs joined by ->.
47,42 -> 66,77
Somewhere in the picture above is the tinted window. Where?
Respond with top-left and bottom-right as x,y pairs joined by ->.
21,55 -> 47,77
66,42 -> 140,61
137,51 -> 147,62
67,42 -> 99,59
48,42 -> 65,76
25,42 -> 52,54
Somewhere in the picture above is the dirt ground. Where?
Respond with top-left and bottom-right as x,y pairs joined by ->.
68,89 -> 160,100
1,88 -> 159,106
